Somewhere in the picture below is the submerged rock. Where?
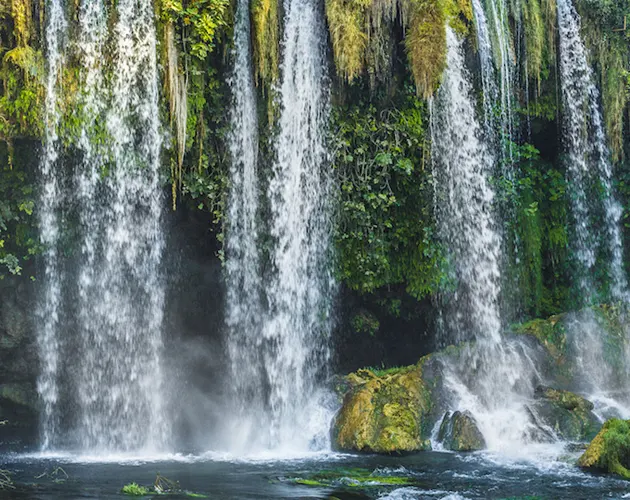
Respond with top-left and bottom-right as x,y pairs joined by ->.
529,385 -> 600,441
437,410 -> 485,451
332,359 -> 439,453
578,418 -> 630,479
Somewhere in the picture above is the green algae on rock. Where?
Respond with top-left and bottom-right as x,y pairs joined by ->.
332,358 -> 439,453
530,385 -> 600,441
578,419 -> 630,479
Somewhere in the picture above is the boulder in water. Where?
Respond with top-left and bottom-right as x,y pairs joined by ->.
437,410 -> 486,451
578,418 -> 630,479
332,359 -> 438,453
530,385 -> 600,441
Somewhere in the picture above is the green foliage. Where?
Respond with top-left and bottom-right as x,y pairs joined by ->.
501,142 -> 570,317
121,483 -> 149,496
351,310 -> 380,336
331,87 -> 445,299
161,0 -> 229,60
0,142 -> 38,278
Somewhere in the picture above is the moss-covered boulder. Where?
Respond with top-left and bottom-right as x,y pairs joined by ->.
437,410 -> 485,451
530,385 -> 600,441
514,304 -> 630,388
332,358 -> 439,453
578,419 -> 630,479
513,316 -> 566,362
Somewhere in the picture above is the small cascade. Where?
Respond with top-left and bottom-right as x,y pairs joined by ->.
557,0 -> 628,304
556,0 -> 630,417
431,27 -> 541,454
471,0 -> 498,135
37,0 -> 169,452
36,0 -> 67,451
485,0 -> 516,165
224,0 -> 335,453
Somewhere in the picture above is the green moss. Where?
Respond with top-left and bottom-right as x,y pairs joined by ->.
332,357 -> 435,453
252,0 -> 280,86
290,468 -> 420,488
325,0 -> 370,82
513,315 -> 567,362
533,386 -> 599,440
578,419 -> 630,479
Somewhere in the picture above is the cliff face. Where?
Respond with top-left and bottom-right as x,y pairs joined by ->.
0,276 -> 38,447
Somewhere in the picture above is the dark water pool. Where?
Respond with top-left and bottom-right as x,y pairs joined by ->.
1,448 -> 629,499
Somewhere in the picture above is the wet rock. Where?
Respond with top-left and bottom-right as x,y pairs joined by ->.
332,358 -> 440,453
0,295 -> 28,349
437,410 -> 485,451
578,418 -> 630,479
0,382 -> 37,410
565,442 -> 588,452
529,385 -> 600,441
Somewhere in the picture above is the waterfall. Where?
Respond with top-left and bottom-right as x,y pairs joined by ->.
472,0 -> 498,135
488,0 -> 515,164
37,0 -> 168,452
556,0 -> 628,304
263,0 -> 334,450
36,0 -> 67,451
556,0 -> 630,415
224,0 -> 265,449
431,27 -> 502,346
431,27 -> 540,454
224,0 -> 335,453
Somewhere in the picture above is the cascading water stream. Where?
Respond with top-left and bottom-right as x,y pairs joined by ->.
556,0 -> 630,414
36,0 -> 67,451
223,0 -> 335,454
37,0 -> 168,452
556,0 -> 628,304
483,0 -> 516,165
224,0 -> 265,450
472,0 -> 498,136
431,27 -> 542,454
431,27 -> 502,346
260,0 -> 335,451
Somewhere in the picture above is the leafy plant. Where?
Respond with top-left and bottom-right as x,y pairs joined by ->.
121,482 -> 149,496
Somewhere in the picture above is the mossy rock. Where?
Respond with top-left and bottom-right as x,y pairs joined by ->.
332,357 -> 438,453
513,315 -> 566,363
529,385 -> 599,441
437,410 -> 485,451
578,419 -> 630,479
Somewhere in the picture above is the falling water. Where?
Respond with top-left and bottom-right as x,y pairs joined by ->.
36,0 -> 67,451
431,27 -> 541,454
37,0 -> 168,452
486,0 -> 515,164
556,0 -> 630,415
224,0 -> 265,449
260,0 -> 335,450
431,27 -> 502,346
472,0 -> 498,134
557,0 -> 628,303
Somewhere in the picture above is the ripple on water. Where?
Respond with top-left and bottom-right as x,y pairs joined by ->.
378,488 -> 470,500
